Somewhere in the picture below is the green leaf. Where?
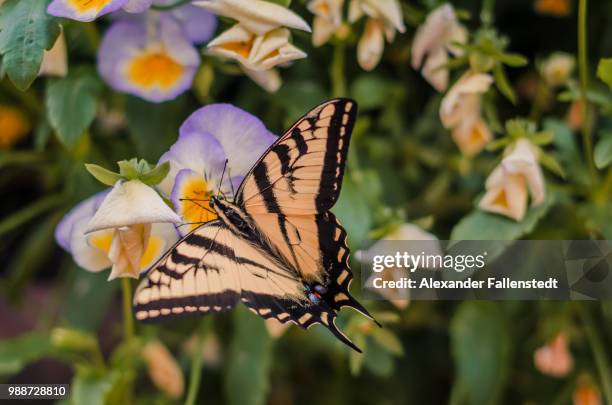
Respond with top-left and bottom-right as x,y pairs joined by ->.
349,334 -> 366,376
451,302 -> 510,405
538,150 -> 566,178
0,0 -> 60,90
85,163 -> 122,186
139,161 -> 170,186
351,74 -> 395,110
62,269 -> 119,331
493,64 -> 516,104
495,51 -> 528,67
363,337 -> 394,377
594,131 -> 612,169
451,193 -> 555,241
46,70 -> 102,147
371,328 -> 404,356
597,58 -> 612,89
125,96 -> 187,162
225,308 -> 272,405
333,175 -> 372,249
0,332 -> 53,376
72,367 -> 122,405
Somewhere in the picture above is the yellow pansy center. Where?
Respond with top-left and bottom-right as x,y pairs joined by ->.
140,235 -> 164,269
89,229 -> 165,271
178,176 -> 218,231
127,51 -> 183,91
89,230 -> 114,253
69,0 -> 112,13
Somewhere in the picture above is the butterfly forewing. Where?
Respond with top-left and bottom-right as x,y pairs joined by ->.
235,98 -> 357,215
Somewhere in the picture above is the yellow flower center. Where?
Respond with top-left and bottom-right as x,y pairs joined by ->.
492,189 -> 511,210
315,2 -> 330,16
127,51 -> 183,91
69,0 -> 112,12
140,235 -> 164,269
219,39 -> 254,59
178,177 -> 218,231
89,231 -> 114,253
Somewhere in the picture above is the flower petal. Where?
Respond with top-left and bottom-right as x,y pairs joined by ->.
86,180 -> 181,233
357,18 -> 384,71
123,0 -> 153,13
71,222 -> 113,271
195,0 -> 311,35
157,130 -> 227,197
178,104 -> 277,177
242,66 -> 282,93
55,191 -> 108,252
39,28 -> 68,77
47,0 -> 128,22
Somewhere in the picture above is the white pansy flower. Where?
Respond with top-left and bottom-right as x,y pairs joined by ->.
195,0 -> 311,35
55,188 -> 179,280
307,0 -> 344,47
348,0 -> 406,71
479,139 -> 546,221
411,4 -> 467,91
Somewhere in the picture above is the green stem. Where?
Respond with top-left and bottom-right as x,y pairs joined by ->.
330,42 -> 347,98
578,0 -> 596,178
121,278 -> 135,341
481,0 -> 496,27
529,79 -> 550,121
577,304 -> 612,404
185,319 -> 211,405
0,193 -> 65,239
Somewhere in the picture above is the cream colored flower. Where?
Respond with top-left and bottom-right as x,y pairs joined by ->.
195,0 -> 311,35
534,333 -> 573,377
142,340 -> 184,400
349,0 -> 406,71
451,117 -> 492,157
440,71 -> 493,128
242,67 -> 282,93
207,25 -> 306,72
411,4 -> 467,92
84,180 -> 181,279
440,71 -> 493,155
541,52 -> 575,87
308,0 -> 344,47
479,139 -> 546,221
360,224 -> 440,309
39,28 -> 68,77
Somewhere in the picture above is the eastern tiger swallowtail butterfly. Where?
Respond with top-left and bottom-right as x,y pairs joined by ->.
133,99 -> 378,352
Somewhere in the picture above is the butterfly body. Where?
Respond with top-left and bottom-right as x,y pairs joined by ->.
134,99 -> 376,352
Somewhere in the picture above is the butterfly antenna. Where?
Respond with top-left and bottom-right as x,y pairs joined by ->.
217,159 -> 228,198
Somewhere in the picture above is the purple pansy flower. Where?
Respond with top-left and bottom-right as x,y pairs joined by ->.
157,104 -> 277,234
98,17 -> 200,103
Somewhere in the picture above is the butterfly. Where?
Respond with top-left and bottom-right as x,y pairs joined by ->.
133,99 -> 377,352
